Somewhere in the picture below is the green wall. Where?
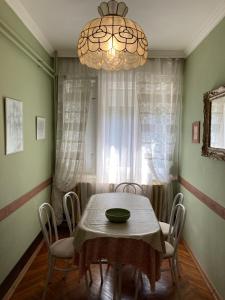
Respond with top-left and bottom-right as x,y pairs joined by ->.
0,1 -> 53,284
180,17 -> 225,299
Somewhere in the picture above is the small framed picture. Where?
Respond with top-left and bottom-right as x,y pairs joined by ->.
192,121 -> 200,143
36,117 -> 46,140
5,98 -> 23,154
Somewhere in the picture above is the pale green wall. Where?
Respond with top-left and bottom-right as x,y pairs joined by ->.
0,1 -> 53,284
180,17 -> 225,298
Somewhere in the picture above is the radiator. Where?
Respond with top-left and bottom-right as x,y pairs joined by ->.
150,184 -> 165,221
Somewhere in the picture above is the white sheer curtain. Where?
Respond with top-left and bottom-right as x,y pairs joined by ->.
52,58 -> 96,223
96,70 -> 142,186
96,59 -> 183,187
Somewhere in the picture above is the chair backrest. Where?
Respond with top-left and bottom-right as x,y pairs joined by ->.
115,182 -> 145,195
38,203 -> 58,248
167,203 -> 186,253
63,191 -> 81,236
168,192 -> 184,225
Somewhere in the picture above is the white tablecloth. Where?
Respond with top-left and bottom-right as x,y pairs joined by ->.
74,193 -> 163,252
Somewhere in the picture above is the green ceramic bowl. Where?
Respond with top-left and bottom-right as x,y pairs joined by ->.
105,208 -> 130,223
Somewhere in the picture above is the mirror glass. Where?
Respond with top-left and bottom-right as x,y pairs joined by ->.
210,96 -> 225,149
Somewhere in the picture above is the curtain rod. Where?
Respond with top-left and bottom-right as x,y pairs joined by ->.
0,18 -> 55,78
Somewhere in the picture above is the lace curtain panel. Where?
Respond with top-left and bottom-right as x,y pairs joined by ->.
136,59 -> 183,183
52,58 -> 97,223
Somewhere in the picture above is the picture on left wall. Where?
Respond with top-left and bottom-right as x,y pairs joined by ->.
5,98 -> 23,154
36,116 -> 46,140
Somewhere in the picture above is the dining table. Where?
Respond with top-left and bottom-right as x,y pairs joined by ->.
73,192 -> 165,291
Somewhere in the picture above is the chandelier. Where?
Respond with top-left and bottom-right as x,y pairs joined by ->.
77,0 -> 148,71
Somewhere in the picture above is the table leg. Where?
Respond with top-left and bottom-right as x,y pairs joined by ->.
118,264 -> 122,300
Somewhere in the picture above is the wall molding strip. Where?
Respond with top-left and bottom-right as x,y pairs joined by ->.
0,177 -> 52,222
0,18 -> 54,78
179,176 -> 225,221
183,240 -> 222,300
0,232 -> 43,299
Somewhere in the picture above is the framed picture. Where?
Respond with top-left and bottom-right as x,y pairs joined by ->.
192,121 -> 200,143
36,117 -> 46,140
5,98 -> 23,154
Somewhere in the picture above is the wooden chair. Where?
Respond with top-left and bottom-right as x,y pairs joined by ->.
63,191 -> 103,284
38,202 -> 92,299
159,192 -> 184,238
114,182 -> 145,195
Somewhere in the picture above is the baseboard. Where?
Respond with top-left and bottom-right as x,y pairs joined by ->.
183,239 -> 223,300
0,232 -> 44,300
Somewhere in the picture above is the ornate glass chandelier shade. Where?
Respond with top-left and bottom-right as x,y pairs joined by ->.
77,0 -> 148,71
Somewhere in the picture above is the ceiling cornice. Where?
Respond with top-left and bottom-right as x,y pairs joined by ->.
5,0 -> 225,58
185,1 -> 225,56
5,0 -> 54,54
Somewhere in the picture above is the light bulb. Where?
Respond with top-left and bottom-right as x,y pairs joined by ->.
108,37 -> 116,57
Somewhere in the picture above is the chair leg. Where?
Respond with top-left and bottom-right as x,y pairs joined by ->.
172,258 -> 178,285
133,268 -> 137,281
63,259 -> 70,280
99,260 -> 103,284
134,270 -> 141,300
150,281 -> 156,293
88,266 -> 93,284
168,258 -> 176,285
84,272 -> 89,292
118,265 -> 122,300
113,264 -> 118,300
140,272 -> 144,286
42,255 -> 55,300
107,263 -> 111,268
172,258 -> 179,284
175,254 -> 181,278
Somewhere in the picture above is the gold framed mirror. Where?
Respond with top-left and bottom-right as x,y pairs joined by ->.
202,85 -> 225,160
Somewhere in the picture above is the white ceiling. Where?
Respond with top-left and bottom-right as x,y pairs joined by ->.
5,0 -> 225,57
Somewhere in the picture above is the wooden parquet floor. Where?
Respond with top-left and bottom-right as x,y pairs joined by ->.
11,241 -> 213,300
